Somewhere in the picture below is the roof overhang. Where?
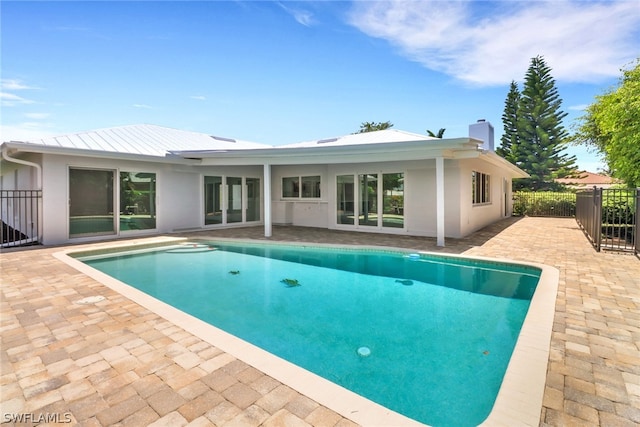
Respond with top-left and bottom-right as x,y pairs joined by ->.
171,137 -> 481,166
479,150 -> 530,179
1,137 -> 530,179
0,141 -> 201,165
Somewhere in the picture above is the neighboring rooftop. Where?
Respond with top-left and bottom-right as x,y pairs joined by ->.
555,171 -> 620,188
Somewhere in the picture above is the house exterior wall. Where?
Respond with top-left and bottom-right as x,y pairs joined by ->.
405,160 -> 463,237
271,165 -> 329,228
196,164 -> 264,228
1,154 -> 43,243
457,157 -> 513,237
266,157 -> 513,240
38,154 -> 265,245
40,154 -> 190,244
268,159 -> 509,239
0,153 -> 41,191
3,150 -> 516,245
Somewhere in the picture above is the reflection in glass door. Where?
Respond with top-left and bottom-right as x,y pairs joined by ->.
227,177 -> 243,223
337,175 -> 355,225
337,172 -> 405,229
69,168 -> 115,237
246,178 -> 260,222
383,173 -> 404,228
359,174 -> 378,226
204,176 -> 223,225
120,172 -> 156,231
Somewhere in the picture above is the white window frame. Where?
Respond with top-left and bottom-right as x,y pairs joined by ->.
472,171 -> 492,205
281,175 -> 321,199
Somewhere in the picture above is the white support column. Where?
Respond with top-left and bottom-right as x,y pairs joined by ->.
436,157 -> 445,247
263,163 -> 272,237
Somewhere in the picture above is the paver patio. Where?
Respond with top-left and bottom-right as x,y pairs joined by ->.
1,217 -> 639,426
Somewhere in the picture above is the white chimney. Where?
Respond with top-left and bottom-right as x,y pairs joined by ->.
469,119 -> 494,151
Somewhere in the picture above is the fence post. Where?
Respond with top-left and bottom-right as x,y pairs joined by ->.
635,188 -> 640,256
594,186 -> 602,252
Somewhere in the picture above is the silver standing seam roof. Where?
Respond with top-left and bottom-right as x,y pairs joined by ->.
279,129 -> 439,148
4,125 -> 444,157
5,124 -> 271,157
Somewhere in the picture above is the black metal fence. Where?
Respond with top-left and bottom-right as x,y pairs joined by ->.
576,187 -> 639,254
1,190 -> 42,248
513,191 -> 576,217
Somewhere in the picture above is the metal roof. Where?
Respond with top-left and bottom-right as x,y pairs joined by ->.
1,123 -> 529,178
7,124 -> 271,157
279,129 -> 437,148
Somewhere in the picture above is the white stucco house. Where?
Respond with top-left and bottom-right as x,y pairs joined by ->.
1,120 -> 527,247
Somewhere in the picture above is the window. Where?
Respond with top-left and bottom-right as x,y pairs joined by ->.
282,176 -> 321,198
282,177 -> 299,198
472,171 -> 491,205
301,176 -> 321,198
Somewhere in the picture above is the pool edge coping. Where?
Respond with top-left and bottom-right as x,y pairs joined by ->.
54,236 -> 559,427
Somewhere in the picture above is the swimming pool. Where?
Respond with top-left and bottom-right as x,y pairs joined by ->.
69,240 -> 555,426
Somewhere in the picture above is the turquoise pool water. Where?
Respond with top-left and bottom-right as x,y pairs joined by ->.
79,242 -> 540,426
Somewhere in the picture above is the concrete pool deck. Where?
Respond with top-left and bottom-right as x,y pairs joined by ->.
1,217 -> 639,426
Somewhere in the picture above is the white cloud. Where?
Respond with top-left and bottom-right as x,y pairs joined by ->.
277,2 -> 315,27
0,92 -> 36,107
132,103 -> 153,109
1,79 -> 39,91
348,0 -> 640,86
190,95 -> 206,101
1,79 -> 41,106
0,124 -> 58,142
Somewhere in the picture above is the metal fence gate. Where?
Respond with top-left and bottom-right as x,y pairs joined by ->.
1,190 -> 42,248
576,187 -> 639,254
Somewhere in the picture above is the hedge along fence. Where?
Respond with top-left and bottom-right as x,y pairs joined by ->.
512,191 -> 577,217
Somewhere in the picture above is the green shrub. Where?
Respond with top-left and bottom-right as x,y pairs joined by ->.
513,191 -> 576,217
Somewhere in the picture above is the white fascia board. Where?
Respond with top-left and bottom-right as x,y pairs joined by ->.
480,151 -> 530,178
1,142 -> 201,165
189,138 -> 478,166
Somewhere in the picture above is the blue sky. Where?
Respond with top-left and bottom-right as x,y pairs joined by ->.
2,1 -> 639,172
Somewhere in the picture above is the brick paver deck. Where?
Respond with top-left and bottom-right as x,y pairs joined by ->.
1,217 -> 638,426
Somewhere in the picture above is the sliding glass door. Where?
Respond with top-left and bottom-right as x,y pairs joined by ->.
69,168 -> 115,237
337,175 -> 355,225
246,177 -> 260,222
204,176 -> 223,225
337,172 -> 404,229
359,174 -> 378,226
120,172 -> 156,230
204,175 -> 260,225
382,173 -> 404,228
227,177 -> 243,223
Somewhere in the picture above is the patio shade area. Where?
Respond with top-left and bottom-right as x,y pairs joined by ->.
1,217 -> 639,426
